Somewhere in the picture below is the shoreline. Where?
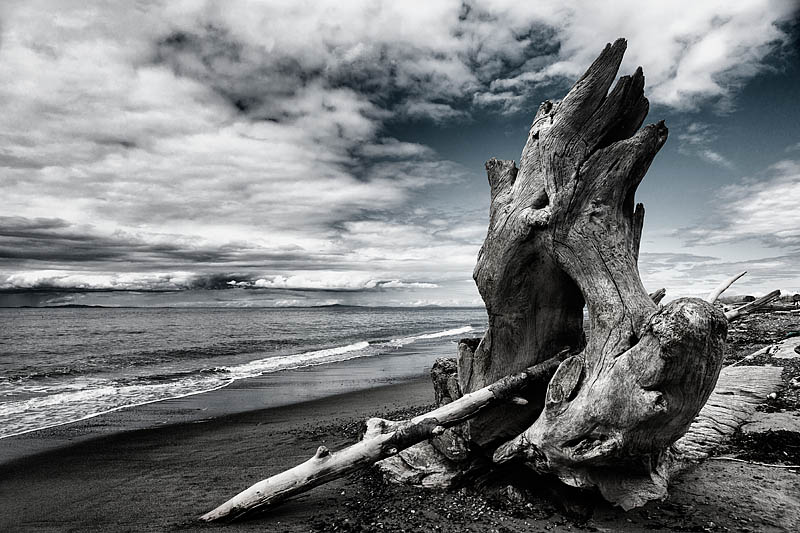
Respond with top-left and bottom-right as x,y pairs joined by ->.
0,309 -> 481,442
0,340 -> 450,465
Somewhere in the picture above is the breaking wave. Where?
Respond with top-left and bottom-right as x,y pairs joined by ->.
0,325 -> 475,439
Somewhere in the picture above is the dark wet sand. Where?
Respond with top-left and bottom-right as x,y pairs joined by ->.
0,376 -> 435,532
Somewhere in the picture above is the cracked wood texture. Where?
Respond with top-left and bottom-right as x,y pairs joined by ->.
576,364 -> 784,510
463,39 -> 729,507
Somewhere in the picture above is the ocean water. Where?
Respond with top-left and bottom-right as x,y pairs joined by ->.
0,306 -> 487,439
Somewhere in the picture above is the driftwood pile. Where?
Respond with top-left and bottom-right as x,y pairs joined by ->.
200,39 -> 783,522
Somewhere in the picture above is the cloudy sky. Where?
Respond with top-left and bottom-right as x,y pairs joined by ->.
1,1 -> 798,307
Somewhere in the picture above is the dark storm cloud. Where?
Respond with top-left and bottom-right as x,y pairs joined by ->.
148,7 -> 568,127
0,217 -> 131,263
0,216 -> 335,269
153,25 -> 311,121
186,272 -> 250,290
0,216 -> 71,235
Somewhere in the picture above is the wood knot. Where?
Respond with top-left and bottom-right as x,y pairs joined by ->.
314,446 -> 330,459
545,356 -> 584,415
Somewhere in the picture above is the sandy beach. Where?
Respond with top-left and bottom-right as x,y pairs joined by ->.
0,341 -> 442,531
1,314 -> 799,532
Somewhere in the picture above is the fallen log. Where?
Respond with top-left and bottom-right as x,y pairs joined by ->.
725,289 -> 782,321
200,352 -> 568,522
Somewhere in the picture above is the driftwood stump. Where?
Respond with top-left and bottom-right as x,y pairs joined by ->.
463,38 -> 728,507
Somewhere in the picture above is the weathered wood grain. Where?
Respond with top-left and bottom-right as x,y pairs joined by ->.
472,39 -> 733,507
199,353 -> 567,522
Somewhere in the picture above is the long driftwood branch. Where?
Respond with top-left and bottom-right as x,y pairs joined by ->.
706,271 -> 747,304
200,352 -> 567,522
703,270 -> 782,324
725,289 -> 782,321
702,270 -> 781,321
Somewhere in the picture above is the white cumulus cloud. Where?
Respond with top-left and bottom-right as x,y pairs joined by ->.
681,159 -> 800,248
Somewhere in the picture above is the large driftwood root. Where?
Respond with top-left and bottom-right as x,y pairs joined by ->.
462,38 -> 773,508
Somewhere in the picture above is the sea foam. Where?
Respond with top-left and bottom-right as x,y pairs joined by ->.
0,325 -> 475,439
